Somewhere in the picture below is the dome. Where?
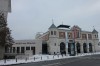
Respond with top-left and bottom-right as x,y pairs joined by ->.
57,24 -> 70,28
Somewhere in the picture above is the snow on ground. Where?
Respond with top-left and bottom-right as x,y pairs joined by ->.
0,52 -> 100,65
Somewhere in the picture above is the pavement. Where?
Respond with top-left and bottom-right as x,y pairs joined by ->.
7,54 -> 100,66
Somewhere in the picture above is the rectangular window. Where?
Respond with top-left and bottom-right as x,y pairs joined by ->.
59,32 -> 65,38
82,34 -> 87,39
26,47 -> 30,50
17,47 -> 20,53
76,31 -> 80,38
13,47 -> 15,53
51,31 -> 53,35
31,47 -> 35,55
54,31 -> 56,35
88,34 -> 92,39
21,47 -> 25,53
54,43 -> 56,46
68,33 -> 72,39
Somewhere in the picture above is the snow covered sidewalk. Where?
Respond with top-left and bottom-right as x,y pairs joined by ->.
0,52 -> 100,66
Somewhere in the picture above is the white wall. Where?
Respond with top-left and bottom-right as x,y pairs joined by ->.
12,40 -> 42,55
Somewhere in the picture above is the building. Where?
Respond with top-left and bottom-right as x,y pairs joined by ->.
0,0 -> 11,59
6,23 -> 100,58
5,40 -> 42,59
36,23 -> 100,55
0,0 -> 11,18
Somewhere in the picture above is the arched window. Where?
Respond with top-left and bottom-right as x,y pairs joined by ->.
60,42 -> 66,54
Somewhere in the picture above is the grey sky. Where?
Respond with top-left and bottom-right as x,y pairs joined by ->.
8,0 -> 100,40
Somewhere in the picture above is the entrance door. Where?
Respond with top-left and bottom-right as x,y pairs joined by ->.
76,43 -> 81,53
60,42 -> 66,54
89,43 -> 93,52
31,47 -> 35,55
42,44 -> 48,54
83,43 -> 87,53
68,43 -> 76,56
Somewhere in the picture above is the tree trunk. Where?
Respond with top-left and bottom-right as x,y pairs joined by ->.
0,46 -> 5,59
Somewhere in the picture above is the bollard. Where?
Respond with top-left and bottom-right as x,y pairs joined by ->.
34,57 -> 35,61
16,58 -> 17,62
62,54 -> 63,57
41,56 -> 42,60
53,55 -> 54,59
57,55 -> 59,58
4,59 -> 6,63
47,56 -> 49,59
25,58 -> 27,61
65,54 -> 66,56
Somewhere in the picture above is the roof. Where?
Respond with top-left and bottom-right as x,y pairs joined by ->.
57,24 -> 70,28
49,23 -> 57,29
92,29 -> 98,33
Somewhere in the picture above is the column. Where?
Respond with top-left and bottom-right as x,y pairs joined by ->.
75,43 -> 77,54
87,43 -> 89,53
81,44 -> 83,53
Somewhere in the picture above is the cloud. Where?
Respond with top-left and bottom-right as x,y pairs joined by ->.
8,0 -> 100,39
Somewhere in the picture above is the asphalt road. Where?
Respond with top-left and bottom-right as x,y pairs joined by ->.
8,54 -> 100,66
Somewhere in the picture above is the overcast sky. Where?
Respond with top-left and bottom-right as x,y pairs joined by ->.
8,0 -> 100,40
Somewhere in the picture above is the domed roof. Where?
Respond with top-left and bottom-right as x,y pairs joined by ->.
92,29 -> 98,33
57,24 -> 70,28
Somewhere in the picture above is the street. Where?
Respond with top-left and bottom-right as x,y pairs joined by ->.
8,54 -> 100,66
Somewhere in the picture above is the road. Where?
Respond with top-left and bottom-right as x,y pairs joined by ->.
9,54 -> 100,66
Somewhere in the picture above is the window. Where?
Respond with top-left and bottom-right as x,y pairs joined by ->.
31,47 -> 35,55
17,47 -> 20,53
54,52 -> 55,54
76,30 -> 80,38
59,32 -> 65,38
82,34 -> 87,39
51,31 -> 53,35
13,47 -> 15,53
98,43 -> 100,46
95,35 -> 96,38
54,31 -> 56,35
54,43 -> 56,46
97,35 -> 98,38
88,34 -> 92,39
21,47 -> 25,53
68,32 -> 72,39
68,34 -> 71,38
26,47 -> 30,50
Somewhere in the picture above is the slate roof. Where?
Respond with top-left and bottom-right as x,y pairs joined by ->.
92,29 -> 98,33
57,24 -> 70,28
49,24 -> 57,29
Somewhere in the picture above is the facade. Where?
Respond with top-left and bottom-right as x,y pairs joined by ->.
6,23 -> 100,58
0,0 -> 11,59
5,40 -> 42,59
36,24 -> 100,55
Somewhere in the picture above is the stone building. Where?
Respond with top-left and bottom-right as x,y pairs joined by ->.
6,23 -> 100,58
5,40 -> 42,59
36,23 -> 100,55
